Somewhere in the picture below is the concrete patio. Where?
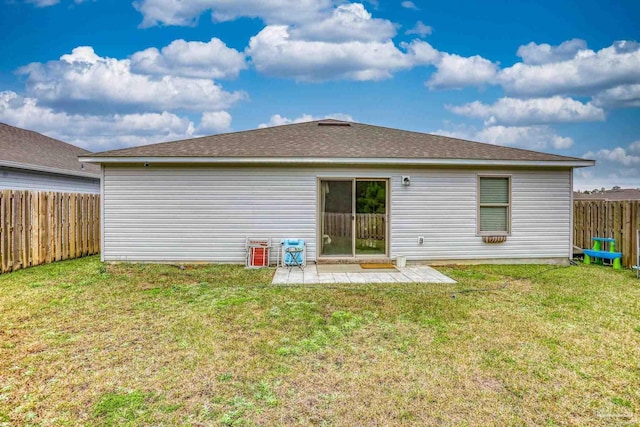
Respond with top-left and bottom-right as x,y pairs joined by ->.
272,264 -> 456,285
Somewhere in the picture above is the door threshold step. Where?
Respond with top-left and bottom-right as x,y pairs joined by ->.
317,257 -> 392,265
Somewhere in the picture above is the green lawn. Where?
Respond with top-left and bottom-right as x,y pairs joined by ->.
1,257 -> 639,426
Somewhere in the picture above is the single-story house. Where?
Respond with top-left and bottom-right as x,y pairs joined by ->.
0,123 -> 100,194
79,120 -> 594,264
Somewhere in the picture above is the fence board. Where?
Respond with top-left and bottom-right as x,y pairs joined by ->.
0,190 -> 100,274
574,200 -> 639,269
61,193 -> 66,260
51,192 -> 56,262
21,192 -> 28,268
323,213 -> 385,241
74,193 -> 80,258
95,195 -> 100,253
4,192 -> 11,271
57,192 -> 63,262
0,192 -> 5,271
12,192 -> 19,271
82,194 -> 88,256
42,192 -> 49,263
88,194 -> 94,255
46,192 -> 53,264
623,203 -> 631,267
32,193 -> 39,266
79,194 -> 85,257
69,193 -> 76,259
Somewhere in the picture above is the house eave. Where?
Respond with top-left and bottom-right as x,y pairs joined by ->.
0,159 -> 100,179
78,156 -> 595,168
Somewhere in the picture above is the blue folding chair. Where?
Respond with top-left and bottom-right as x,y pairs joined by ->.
282,239 -> 306,270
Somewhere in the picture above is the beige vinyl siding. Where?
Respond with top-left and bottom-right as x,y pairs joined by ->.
103,166 -> 317,262
0,165 -> 100,194
102,165 -> 571,263
391,170 -> 571,261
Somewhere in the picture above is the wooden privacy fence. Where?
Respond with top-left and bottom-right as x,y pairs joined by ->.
574,200 -> 640,269
323,213 -> 385,240
0,190 -> 100,274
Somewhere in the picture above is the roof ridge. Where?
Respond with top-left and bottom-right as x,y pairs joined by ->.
351,121 -> 586,162
89,119 -> 344,156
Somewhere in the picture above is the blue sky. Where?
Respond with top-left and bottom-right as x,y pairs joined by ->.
1,0 -> 639,189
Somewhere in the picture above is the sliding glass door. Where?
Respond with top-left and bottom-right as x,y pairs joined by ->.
320,179 -> 387,257
320,180 -> 353,256
355,180 -> 387,256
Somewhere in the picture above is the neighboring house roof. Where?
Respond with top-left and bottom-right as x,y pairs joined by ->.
81,120 -> 594,167
0,123 -> 99,178
574,189 -> 640,201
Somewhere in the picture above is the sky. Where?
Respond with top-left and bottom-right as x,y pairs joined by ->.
0,0 -> 639,190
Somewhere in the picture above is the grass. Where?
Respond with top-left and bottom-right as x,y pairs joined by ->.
1,257 -> 639,425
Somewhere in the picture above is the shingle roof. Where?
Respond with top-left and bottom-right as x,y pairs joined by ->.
88,119 -> 586,163
0,123 -> 99,177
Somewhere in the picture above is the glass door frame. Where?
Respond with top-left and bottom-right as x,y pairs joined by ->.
317,177 -> 389,259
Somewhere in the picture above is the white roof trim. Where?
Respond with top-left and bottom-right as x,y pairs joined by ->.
78,156 -> 595,168
0,159 -> 100,179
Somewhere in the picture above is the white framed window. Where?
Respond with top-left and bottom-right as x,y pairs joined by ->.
477,176 -> 511,235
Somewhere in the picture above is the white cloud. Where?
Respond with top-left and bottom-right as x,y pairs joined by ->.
401,1 -> 419,10
198,111 -> 232,133
25,0 -> 59,7
437,124 -> 574,151
427,53 -> 498,89
241,3 -> 438,81
592,84 -> 640,108
0,90 -> 228,151
133,0 -> 332,27
498,40 -> 640,97
131,2 -> 438,83
578,142 -> 640,189
572,168 -> 640,192
405,21 -> 432,37
628,140 -> 640,154
247,26 -> 433,81
25,0 -> 91,6
290,3 -> 396,43
130,2 -> 640,104
476,125 -> 574,150
516,38 -> 587,65
584,146 -> 640,167
258,112 -> 354,128
447,96 -> 605,126
130,38 -> 247,79
404,39 -> 439,63
412,39 -> 640,105
18,46 -> 246,113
